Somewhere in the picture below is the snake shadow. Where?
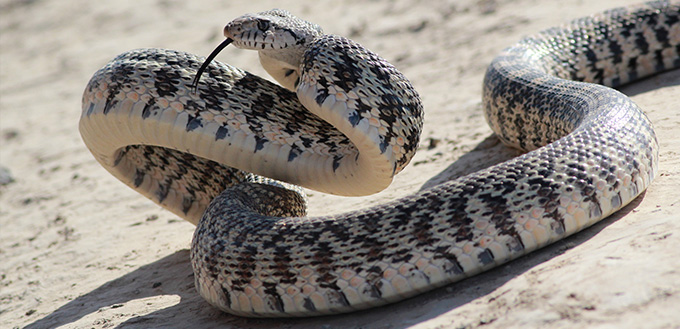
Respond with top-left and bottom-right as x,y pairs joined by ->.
419,133 -> 520,191
22,249 -> 222,329
24,133 -> 645,329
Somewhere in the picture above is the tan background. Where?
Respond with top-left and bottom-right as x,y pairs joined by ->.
1,0 -> 678,328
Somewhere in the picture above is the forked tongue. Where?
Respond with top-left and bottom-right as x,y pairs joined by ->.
190,38 -> 233,93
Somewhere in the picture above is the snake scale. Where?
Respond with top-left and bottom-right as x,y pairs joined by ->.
80,1 -> 680,317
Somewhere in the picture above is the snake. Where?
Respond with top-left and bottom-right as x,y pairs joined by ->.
79,1 -> 680,317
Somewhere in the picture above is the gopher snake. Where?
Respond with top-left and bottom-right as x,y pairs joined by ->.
80,2 -> 679,317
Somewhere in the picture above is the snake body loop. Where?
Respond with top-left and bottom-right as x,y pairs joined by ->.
80,2 -> 679,317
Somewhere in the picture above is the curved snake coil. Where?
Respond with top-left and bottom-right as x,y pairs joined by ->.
80,2 -> 680,317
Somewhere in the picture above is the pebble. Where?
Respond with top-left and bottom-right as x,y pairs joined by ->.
0,166 -> 14,185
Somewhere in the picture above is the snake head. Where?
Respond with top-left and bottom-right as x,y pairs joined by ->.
224,9 -> 323,51
224,9 -> 324,91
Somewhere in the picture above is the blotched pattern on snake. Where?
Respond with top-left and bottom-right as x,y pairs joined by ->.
80,1 -> 679,317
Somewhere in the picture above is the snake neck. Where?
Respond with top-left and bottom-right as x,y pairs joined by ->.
258,50 -> 303,91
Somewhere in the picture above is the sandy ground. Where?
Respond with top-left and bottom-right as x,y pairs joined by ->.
1,0 -> 679,328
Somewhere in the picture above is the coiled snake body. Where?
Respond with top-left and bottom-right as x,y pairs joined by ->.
80,2 -> 680,317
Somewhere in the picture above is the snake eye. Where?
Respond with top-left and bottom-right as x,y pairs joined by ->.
257,19 -> 270,31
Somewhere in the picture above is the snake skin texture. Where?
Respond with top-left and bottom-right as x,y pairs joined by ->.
79,2 -> 680,317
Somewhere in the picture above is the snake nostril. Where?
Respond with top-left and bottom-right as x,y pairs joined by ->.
224,24 -> 242,37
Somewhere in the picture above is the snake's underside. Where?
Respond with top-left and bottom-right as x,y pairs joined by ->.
80,2 -> 679,317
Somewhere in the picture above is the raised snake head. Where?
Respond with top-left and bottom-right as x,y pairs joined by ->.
224,9 -> 324,91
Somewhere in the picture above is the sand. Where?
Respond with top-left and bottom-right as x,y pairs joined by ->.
1,0 -> 679,328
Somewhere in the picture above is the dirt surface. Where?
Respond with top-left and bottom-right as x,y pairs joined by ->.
1,0 -> 679,328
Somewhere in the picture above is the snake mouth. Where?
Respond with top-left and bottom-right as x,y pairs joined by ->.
190,38 -> 233,93
229,37 -> 275,50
